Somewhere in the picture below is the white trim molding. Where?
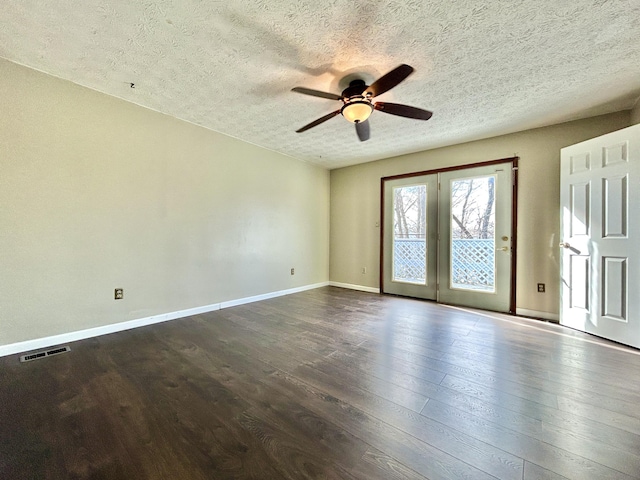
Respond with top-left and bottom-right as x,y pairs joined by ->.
0,282 -> 330,358
515,308 -> 559,322
220,282 -> 329,308
329,281 -> 380,294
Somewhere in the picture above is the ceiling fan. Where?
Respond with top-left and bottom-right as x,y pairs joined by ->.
292,64 -> 432,141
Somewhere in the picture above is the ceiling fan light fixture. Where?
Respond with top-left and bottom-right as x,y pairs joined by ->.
293,64 -> 431,139
341,100 -> 373,123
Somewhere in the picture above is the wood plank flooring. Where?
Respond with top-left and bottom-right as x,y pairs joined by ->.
1,286 -> 640,479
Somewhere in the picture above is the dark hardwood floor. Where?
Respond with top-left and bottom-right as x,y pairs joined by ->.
1,286 -> 640,479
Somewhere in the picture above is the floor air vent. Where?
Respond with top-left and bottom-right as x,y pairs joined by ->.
20,346 -> 71,363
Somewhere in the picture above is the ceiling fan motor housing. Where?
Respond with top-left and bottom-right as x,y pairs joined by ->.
341,79 -> 368,98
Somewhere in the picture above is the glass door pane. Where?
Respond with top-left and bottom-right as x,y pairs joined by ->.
450,175 -> 496,292
393,185 -> 427,284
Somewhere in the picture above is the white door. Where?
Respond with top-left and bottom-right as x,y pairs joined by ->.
560,124 -> 640,349
382,175 -> 438,300
438,164 -> 513,312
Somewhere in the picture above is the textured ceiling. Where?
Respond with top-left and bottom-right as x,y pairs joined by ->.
1,0 -> 640,169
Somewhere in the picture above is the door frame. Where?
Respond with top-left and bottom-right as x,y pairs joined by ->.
379,156 -> 519,313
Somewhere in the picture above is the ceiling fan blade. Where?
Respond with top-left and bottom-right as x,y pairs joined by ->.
355,120 -> 370,141
292,87 -> 343,101
295,110 -> 341,133
374,102 -> 433,120
365,64 -> 414,98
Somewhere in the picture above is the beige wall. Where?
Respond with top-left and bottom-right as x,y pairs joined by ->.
631,99 -> 640,125
0,59 -> 330,347
330,111 -> 630,317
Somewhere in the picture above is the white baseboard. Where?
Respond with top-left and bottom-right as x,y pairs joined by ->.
515,308 -> 559,322
329,281 -> 380,294
220,282 -> 329,308
0,282 -> 330,358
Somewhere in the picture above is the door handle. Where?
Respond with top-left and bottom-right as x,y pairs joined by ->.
559,242 -> 581,254
496,246 -> 509,251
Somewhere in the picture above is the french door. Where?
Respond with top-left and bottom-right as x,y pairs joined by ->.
560,124 -> 640,348
382,160 -> 516,313
382,175 -> 438,300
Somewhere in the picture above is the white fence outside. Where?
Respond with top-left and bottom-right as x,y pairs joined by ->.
393,238 -> 495,290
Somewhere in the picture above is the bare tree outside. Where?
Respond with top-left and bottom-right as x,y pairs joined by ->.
394,185 -> 426,239
451,177 -> 495,240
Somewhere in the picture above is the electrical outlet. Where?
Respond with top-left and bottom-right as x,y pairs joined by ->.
290,268 -> 295,275
115,288 -> 124,300
537,283 -> 545,293
362,267 -> 367,274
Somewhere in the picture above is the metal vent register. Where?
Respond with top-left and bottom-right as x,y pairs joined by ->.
20,346 -> 71,363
